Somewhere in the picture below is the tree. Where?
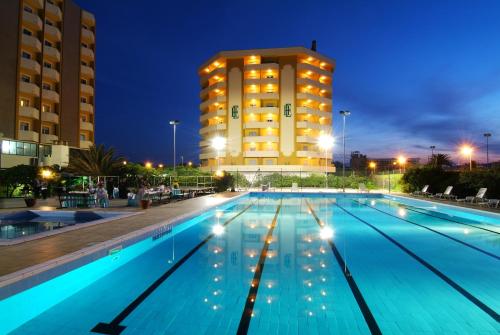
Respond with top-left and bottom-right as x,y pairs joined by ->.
428,153 -> 453,168
0,165 -> 37,197
67,144 -> 123,176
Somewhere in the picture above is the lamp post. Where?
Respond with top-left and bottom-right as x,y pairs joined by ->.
317,134 -> 334,189
368,161 -> 376,175
397,155 -> 407,173
484,133 -> 491,166
211,136 -> 226,173
429,145 -> 436,164
461,145 -> 473,171
339,110 -> 350,192
169,120 -> 180,173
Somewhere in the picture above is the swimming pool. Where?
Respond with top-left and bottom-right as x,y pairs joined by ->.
0,193 -> 498,334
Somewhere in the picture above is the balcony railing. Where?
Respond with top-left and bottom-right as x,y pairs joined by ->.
81,83 -> 94,96
21,34 -> 41,52
41,134 -> 59,144
80,102 -> 94,113
297,77 -> 331,92
200,67 -> 225,84
245,106 -> 279,114
82,10 -> 96,25
81,46 -> 94,59
243,136 -> 279,143
243,121 -> 279,129
199,81 -> 226,98
80,140 -> 93,149
244,92 -> 279,100
41,111 -> 59,124
296,136 -> 318,144
81,28 -> 95,43
22,11 -> 43,30
199,151 -> 226,160
81,65 -> 94,78
19,82 -> 40,96
244,150 -> 279,158
199,123 -> 226,135
45,24 -> 62,41
20,58 -> 41,74
296,106 -> 330,119
43,68 -> 60,82
296,150 -> 331,159
200,109 -> 226,122
42,89 -> 60,103
19,106 -> 39,119
296,121 -> 331,132
46,2 -> 62,21
81,121 -> 94,131
296,92 -> 332,105
297,62 -> 332,77
18,130 -> 39,142
44,45 -> 60,62
199,95 -> 226,111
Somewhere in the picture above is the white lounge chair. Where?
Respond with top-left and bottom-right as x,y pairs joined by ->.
413,185 -> 430,196
457,188 -> 487,203
433,186 -> 456,199
358,183 -> 369,193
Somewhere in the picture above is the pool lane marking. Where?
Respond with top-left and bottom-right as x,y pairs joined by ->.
91,201 -> 256,335
237,200 -> 282,335
387,199 -> 500,236
334,201 -> 500,323
305,200 -> 382,335
353,200 -> 500,261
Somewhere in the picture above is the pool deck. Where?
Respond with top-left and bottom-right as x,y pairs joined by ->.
0,192 -> 242,278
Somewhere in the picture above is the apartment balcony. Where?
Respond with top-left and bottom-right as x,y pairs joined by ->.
244,78 -> 279,86
25,0 -> 43,9
44,45 -> 61,62
243,121 -> 279,129
80,121 -> 94,132
82,10 -> 96,26
21,34 -> 42,53
297,63 -> 332,77
199,151 -> 226,160
200,109 -> 226,122
19,106 -> 39,120
81,46 -> 94,60
200,67 -> 225,84
296,150 -> 331,159
81,65 -> 94,78
19,82 -> 40,97
243,136 -> 279,143
46,2 -> 63,21
42,89 -> 60,103
245,106 -> 279,115
199,123 -> 226,135
45,24 -> 62,41
244,63 -> 279,72
296,136 -> 318,144
199,81 -> 226,98
41,134 -> 59,144
20,58 -> 41,74
199,140 -> 211,147
297,77 -> 331,92
81,83 -> 94,96
296,106 -> 330,119
296,92 -> 332,105
18,130 -> 39,142
80,140 -> 93,149
81,28 -> 95,43
244,92 -> 279,100
199,95 -> 226,111
80,102 -> 94,114
43,68 -> 60,82
22,11 -> 43,31
296,121 -> 331,132
41,111 -> 59,124
244,150 -> 279,158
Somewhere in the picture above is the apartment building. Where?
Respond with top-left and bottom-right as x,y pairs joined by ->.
0,0 -> 95,168
198,46 -> 335,174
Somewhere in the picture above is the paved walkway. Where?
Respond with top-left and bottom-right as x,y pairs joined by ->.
0,192 -> 241,277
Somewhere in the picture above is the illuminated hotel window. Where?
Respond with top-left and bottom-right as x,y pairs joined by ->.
20,98 -> 29,107
20,122 -> 30,131
80,133 -> 86,141
42,104 -> 50,113
1,140 -> 38,156
42,126 -> 50,135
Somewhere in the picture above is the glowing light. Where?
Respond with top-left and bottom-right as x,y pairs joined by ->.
211,136 -> 226,151
215,170 -> 224,177
370,200 -> 376,206
40,169 -> 53,179
188,161 -> 193,166
398,208 -> 407,217
320,226 -> 334,240
122,160 -> 127,165
158,164 -> 164,168
145,162 -> 152,169
397,155 -> 407,165
461,145 -> 473,156
212,223 -> 225,236
369,161 -> 376,169
216,210 -> 223,218
463,228 -> 470,235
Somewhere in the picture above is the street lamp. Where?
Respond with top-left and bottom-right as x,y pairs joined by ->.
317,134 -> 334,189
211,136 -> 226,173
169,120 -> 180,173
339,110 -> 351,192
484,133 -> 491,166
397,155 -> 407,173
430,146 -> 436,156
368,161 -> 376,175
461,145 -> 473,171
145,162 -> 152,169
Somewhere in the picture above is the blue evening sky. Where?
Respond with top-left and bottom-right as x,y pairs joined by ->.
76,0 -> 500,165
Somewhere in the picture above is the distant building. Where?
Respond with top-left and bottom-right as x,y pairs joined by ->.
0,0 -> 95,168
368,157 -> 421,171
350,151 -> 367,172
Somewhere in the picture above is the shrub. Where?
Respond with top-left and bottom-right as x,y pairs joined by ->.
214,172 -> 234,192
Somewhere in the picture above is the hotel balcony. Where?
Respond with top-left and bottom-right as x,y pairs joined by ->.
296,150 -> 331,158
42,89 -> 60,103
46,2 -> 63,21
82,10 -> 96,26
245,106 -> 279,114
296,121 -> 331,132
296,136 -> 318,144
81,83 -> 94,96
199,95 -> 226,111
81,121 -> 94,131
81,46 -> 94,60
297,63 -> 332,78
19,106 -> 39,120
200,67 -> 225,84
296,106 -> 330,119
81,65 -> 94,78
21,34 -> 41,53
244,63 -> 279,72
244,150 -> 279,158
244,92 -> 279,100
41,111 -> 59,124
25,0 -> 43,9
199,81 -> 226,98
244,78 -> 279,86
43,68 -> 60,82
243,121 -> 279,129
81,28 -> 95,43
243,136 -> 279,143
41,134 -> 59,144
80,102 -> 94,113
18,130 -> 39,142
20,58 -> 41,74
199,140 -> 211,147
296,92 -> 332,105
80,140 -> 93,149
199,151 -> 226,160
199,123 -> 226,135
19,82 -> 40,97
22,11 -> 43,31
44,46 -> 61,62
200,109 -> 226,122
45,24 -> 62,41
297,77 -> 331,92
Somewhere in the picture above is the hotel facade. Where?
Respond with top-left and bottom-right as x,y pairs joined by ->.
198,46 -> 335,174
0,0 -> 95,168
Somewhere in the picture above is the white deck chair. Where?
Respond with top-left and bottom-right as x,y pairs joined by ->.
457,188 -> 487,203
434,186 -> 454,199
413,185 -> 429,196
358,183 -> 369,193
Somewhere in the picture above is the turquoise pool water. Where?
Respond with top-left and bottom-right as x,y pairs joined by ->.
0,193 -> 499,334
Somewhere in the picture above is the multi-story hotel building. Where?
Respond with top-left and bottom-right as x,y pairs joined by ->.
0,0 -> 95,168
198,46 -> 335,174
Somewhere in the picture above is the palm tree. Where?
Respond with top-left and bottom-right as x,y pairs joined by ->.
68,144 -> 123,176
429,153 -> 453,168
